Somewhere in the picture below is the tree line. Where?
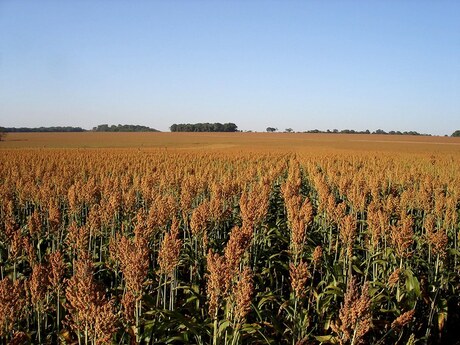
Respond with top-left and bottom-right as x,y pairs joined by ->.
92,124 -> 159,132
267,128 -> 434,136
0,126 -> 85,132
170,123 -> 238,132
0,124 -> 159,133
1,125 -> 459,137
305,128 -> 432,136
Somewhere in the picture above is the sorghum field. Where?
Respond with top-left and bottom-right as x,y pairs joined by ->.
1,133 -> 460,345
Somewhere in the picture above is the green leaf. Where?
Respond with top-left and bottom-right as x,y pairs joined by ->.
405,270 -> 420,297
314,334 -> 339,344
218,320 -> 231,335
241,323 -> 262,334
352,264 -> 363,274
257,292 -> 278,309
323,284 -> 343,296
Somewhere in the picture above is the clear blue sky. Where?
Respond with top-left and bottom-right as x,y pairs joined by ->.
1,1 -> 459,134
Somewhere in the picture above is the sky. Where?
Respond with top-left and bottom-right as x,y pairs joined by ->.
0,1 -> 459,135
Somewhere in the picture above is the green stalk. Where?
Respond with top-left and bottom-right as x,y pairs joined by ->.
328,225 -> 333,255
56,290 -> 60,333
350,322 -> 358,345
434,255 -> 440,283
454,226 -> 458,271
135,298 -> 140,343
37,308 -> 41,344
293,296 -> 298,345
163,277 -> 168,310
213,317 -> 218,345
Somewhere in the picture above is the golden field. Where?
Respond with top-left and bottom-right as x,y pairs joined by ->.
2,131 -> 460,153
0,132 -> 460,344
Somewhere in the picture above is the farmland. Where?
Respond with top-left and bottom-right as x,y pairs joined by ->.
1,133 -> 460,344
2,132 -> 460,152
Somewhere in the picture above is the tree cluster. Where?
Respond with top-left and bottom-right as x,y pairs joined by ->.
170,123 -> 238,132
301,128 -> 431,136
452,130 -> 460,137
263,127 -> 435,136
92,124 -> 159,132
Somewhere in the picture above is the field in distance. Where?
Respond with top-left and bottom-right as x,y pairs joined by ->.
2,131 -> 460,153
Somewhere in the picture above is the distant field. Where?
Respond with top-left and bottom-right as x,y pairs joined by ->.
1,132 -> 460,153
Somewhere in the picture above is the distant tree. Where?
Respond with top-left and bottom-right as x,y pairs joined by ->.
285,128 -> 293,133
0,128 -> 5,141
223,123 -> 238,132
93,124 -> 109,131
213,123 -> 223,132
341,129 -> 356,134
266,127 -> 277,132
452,130 -> 460,137
403,131 -> 421,136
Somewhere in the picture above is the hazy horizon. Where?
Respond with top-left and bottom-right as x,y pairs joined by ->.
0,123 -> 449,136
1,1 -> 459,136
